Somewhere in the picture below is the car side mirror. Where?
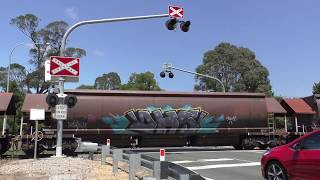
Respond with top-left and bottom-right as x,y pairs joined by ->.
293,143 -> 303,151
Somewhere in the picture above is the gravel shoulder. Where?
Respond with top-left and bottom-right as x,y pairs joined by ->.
0,157 -> 129,180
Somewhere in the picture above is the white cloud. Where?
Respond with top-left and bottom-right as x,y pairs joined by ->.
93,50 -> 105,57
64,7 -> 79,21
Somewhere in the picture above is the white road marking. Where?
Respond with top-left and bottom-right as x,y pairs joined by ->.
172,158 -> 234,164
187,162 -> 260,170
144,150 -> 266,154
204,177 -> 215,180
232,158 -> 256,163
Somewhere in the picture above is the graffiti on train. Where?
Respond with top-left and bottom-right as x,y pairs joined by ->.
102,105 -> 234,134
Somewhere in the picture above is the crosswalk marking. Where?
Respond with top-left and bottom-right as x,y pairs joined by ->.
186,162 -> 260,170
172,158 -> 234,164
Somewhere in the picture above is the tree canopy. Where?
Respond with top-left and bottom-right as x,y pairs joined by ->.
313,81 -> 320,94
195,42 -> 272,96
10,14 -> 86,93
120,71 -> 161,91
76,84 -> 95,89
94,72 -> 121,90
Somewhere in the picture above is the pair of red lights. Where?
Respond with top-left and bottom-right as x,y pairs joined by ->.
165,18 -> 191,32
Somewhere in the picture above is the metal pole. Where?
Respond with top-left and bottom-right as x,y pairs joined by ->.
2,43 -> 26,135
60,14 -> 169,56
20,116 -> 24,136
56,13 -> 169,157
34,120 -> 38,159
7,43 -> 26,93
163,64 -> 226,92
284,115 -> 287,133
55,77 -> 65,157
295,116 -> 298,132
2,115 -> 7,135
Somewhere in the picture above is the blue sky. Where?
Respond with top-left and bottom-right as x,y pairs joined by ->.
0,0 -> 319,97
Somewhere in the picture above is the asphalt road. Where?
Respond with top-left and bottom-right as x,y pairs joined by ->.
141,147 -> 267,180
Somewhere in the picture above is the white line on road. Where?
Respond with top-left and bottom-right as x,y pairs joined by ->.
187,162 -> 261,170
145,150 -> 266,154
204,177 -> 215,180
172,158 -> 234,164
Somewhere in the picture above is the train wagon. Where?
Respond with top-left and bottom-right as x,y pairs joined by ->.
20,90 -> 291,155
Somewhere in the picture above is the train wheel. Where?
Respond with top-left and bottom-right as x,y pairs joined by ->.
242,138 -> 256,150
233,145 -> 243,150
22,147 -> 44,158
0,139 -> 10,155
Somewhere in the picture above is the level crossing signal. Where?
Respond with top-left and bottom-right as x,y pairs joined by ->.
64,94 -> 77,108
46,93 -> 78,108
166,5 -> 191,32
160,71 -> 174,78
165,18 -> 191,32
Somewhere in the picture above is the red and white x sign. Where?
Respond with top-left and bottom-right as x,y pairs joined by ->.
168,6 -> 184,19
50,56 -> 80,77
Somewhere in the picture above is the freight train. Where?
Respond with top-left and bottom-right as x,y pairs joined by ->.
1,90 -> 320,156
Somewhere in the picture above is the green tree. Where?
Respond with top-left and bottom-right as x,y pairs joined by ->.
0,63 -> 29,93
313,81 -> 320,94
120,71 -> 161,91
0,67 -> 7,92
94,72 -> 121,90
10,14 -> 86,93
195,42 -> 272,96
76,84 -> 95,89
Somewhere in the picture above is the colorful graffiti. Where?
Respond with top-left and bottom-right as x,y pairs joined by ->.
101,105 -> 227,134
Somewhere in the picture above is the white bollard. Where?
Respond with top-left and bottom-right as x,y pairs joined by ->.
160,149 -> 165,161
107,139 -> 110,146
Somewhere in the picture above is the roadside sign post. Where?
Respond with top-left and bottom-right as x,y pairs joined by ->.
49,55 -> 80,157
30,108 -> 45,159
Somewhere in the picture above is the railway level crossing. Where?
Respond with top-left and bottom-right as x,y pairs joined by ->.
45,5 -> 190,157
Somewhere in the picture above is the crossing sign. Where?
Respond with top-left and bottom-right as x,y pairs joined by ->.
50,56 -> 80,82
168,6 -> 184,19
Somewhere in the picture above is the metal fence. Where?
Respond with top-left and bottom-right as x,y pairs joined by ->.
100,145 -> 204,180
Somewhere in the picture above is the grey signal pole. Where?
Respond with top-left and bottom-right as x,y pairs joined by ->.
55,13 -> 169,157
163,63 -> 226,92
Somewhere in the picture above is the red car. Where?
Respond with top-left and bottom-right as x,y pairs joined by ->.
261,130 -> 320,180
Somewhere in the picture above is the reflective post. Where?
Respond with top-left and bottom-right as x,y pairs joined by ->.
34,120 -> 38,159
20,116 -> 24,136
295,116 -> 298,132
284,115 -> 287,132
2,114 -> 7,135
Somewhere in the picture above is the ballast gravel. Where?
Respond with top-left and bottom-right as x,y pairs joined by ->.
0,157 -> 128,180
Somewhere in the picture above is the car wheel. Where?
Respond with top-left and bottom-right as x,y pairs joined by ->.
266,161 -> 288,180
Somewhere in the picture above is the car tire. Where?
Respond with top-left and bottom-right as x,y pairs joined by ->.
266,161 -> 288,180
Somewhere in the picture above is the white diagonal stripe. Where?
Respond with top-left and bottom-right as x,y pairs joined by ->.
187,162 -> 260,170
172,158 -> 233,164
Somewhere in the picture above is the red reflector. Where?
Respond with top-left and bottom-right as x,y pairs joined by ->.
160,149 -> 165,156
